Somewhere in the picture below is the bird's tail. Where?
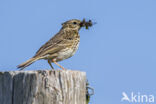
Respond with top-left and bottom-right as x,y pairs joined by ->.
17,57 -> 39,70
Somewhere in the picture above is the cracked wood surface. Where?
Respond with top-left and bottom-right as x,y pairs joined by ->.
0,70 -> 86,104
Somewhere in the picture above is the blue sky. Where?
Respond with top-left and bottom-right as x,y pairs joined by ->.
0,0 -> 156,104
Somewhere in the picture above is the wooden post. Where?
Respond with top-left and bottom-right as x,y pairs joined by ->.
0,70 -> 86,104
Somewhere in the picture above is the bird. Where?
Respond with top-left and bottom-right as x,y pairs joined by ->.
17,19 -> 93,70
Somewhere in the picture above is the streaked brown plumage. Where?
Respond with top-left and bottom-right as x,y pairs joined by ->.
17,19 -> 93,70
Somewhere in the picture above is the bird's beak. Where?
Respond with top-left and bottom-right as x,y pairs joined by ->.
80,19 -> 86,27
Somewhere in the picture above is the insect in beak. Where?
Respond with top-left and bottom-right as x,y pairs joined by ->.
80,19 -> 96,29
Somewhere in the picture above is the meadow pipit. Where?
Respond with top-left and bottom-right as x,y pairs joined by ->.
17,19 -> 93,70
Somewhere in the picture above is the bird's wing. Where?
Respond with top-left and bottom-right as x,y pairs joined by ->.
33,32 -> 72,58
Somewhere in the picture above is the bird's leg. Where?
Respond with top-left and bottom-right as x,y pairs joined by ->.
52,59 -> 66,70
48,60 -> 54,70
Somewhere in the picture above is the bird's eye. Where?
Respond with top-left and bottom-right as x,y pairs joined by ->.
73,22 -> 77,25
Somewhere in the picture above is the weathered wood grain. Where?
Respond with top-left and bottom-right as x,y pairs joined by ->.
0,70 -> 86,104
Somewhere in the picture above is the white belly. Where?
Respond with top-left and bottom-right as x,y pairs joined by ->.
56,42 -> 79,61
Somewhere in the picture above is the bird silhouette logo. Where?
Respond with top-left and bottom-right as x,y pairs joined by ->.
121,92 -> 130,102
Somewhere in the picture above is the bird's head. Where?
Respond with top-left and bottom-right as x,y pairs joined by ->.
61,19 -> 94,31
61,19 -> 82,31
